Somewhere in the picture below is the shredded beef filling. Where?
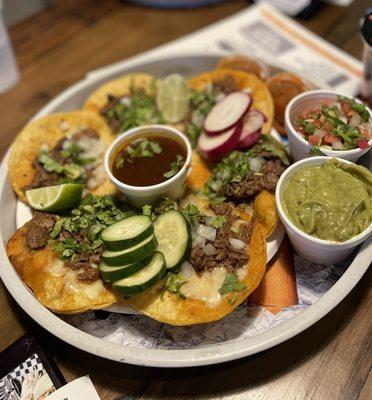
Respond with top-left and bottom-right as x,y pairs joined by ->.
100,95 -> 123,133
65,245 -> 102,283
190,204 -> 252,274
26,212 -> 56,250
222,158 -> 286,201
25,213 -> 101,283
213,76 -> 239,95
24,129 -> 99,192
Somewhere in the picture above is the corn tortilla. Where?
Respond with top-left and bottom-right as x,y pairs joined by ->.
8,111 -> 115,203
6,222 -> 117,314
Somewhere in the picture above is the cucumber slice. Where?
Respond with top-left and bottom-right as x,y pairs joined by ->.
99,255 -> 152,282
102,234 -> 157,266
153,210 -> 191,270
113,251 -> 166,296
101,215 -> 154,251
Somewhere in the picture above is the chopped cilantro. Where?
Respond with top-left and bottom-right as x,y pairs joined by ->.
142,198 -> 178,220
186,88 -> 216,147
104,82 -> 165,133
38,149 -> 84,182
309,146 -> 326,156
51,194 -> 134,261
161,272 -> 187,299
181,203 -> 202,227
115,156 -> 124,169
163,155 -> 184,179
142,204 -> 153,218
211,215 -> 227,229
219,273 -> 246,296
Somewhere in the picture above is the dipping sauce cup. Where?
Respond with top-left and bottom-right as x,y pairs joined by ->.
276,156 -> 372,265
285,90 -> 372,163
105,125 -> 192,208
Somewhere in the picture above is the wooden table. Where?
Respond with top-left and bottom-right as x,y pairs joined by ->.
0,1 -> 371,398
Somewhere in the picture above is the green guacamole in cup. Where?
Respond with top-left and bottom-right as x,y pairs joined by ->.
282,158 -> 372,242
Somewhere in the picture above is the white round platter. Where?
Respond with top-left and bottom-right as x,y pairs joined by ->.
0,54 -> 371,368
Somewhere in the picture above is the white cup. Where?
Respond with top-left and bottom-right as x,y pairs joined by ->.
0,11 -> 19,93
285,90 -> 372,163
275,156 -> 372,265
105,125 -> 192,208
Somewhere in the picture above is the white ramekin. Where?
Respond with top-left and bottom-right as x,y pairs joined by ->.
285,90 -> 372,163
276,156 -> 372,265
105,125 -> 192,208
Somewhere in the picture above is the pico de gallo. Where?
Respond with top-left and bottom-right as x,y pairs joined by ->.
295,96 -> 371,150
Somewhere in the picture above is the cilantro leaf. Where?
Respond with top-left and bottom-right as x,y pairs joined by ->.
219,273 -> 246,296
309,146 -> 326,156
163,155 -> 184,179
161,272 -> 187,299
211,215 -> 226,229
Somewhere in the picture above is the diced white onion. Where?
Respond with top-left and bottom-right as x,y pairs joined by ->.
180,261 -> 195,279
193,234 -> 206,248
242,87 -> 252,94
191,110 -> 205,128
332,141 -> 344,150
39,143 -> 49,152
349,113 -> 361,127
196,224 -> 217,241
249,157 -> 265,173
203,243 -> 216,256
339,116 -> 348,124
120,96 -> 132,107
229,237 -> 246,250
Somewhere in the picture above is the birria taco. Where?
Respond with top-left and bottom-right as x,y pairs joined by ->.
6,194 -> 125,313
8,111 -> 115,203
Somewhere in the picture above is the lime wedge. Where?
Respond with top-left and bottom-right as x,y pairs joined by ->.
26,184 -> 84,212
156,74 -> 190,123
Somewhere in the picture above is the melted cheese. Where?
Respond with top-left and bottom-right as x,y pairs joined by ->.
62,270 -> 105,300
181,265 -> 227,307
45,259 -> 68,277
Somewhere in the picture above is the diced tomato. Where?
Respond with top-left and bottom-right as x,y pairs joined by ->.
322,121 -> 333,132
324,134 -> 340,144
357,139 -> 369,149
341,101 -> 351,114
308,135 -> 319,145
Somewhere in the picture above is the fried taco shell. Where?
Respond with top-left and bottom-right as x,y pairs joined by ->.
7,222 -> 117,314
83,73 -> 157,115
8,111 -> 115,203
126,190 -> 278,326
189,69 -> 274,134
217,55 -> 269,80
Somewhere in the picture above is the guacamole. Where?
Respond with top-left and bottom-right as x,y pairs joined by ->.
282,158 -> 372,242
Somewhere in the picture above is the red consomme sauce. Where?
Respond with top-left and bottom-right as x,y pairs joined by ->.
111,134 -> 187,187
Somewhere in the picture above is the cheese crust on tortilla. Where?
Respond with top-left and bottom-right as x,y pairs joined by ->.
7,222 -> 117,314
8,111 -> 115,203
189,68 -> 274,134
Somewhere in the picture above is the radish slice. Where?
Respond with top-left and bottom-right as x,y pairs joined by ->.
204,92 -> 252,135
237,130 -> 262,150
198,122 -> 242,161
237,109 -> 266,149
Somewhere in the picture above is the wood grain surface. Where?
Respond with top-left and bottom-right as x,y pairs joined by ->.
0,1 -> 371,399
